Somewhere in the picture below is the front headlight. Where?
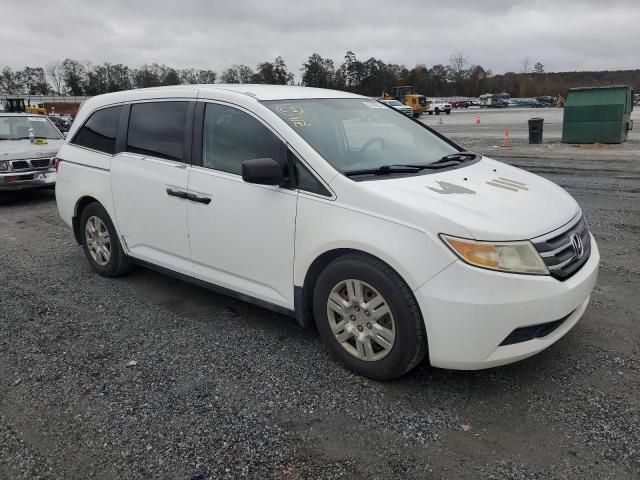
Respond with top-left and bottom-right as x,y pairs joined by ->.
0,161 -> 8,171
440,234 -> 549,275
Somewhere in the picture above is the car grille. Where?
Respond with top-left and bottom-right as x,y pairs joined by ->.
532,212 -> 591,280
9,158 -> 52,171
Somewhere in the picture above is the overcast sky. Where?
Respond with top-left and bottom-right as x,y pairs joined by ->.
3,0 -> 639,76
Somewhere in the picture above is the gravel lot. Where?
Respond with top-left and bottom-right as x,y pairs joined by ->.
1,151 -> 639,479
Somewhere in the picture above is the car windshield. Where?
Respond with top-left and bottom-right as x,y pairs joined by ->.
263,99 -> 458,174
386,100 -> 403,106
0,116 -> 63,140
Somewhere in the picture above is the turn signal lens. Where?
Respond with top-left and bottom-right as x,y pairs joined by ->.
441,234 -> 549,275
0,160 -> 7,171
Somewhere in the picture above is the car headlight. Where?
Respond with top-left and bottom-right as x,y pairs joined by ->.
440,234 -> 549,275
0,160 -> 8,171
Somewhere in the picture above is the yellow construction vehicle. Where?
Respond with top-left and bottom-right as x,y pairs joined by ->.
2,97 -> 48,115
380,86 -> 428,117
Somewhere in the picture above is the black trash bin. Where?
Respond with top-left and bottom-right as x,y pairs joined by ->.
528,117 -> 544,144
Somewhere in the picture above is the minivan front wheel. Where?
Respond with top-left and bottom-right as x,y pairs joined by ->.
313,254 -> 427,380
80,202 -> 130,277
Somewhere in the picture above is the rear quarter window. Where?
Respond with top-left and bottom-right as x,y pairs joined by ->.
71,106 -> 122,155
126,102 -> 189,162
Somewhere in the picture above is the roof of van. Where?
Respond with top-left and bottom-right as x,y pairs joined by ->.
199,84 -> 364,100
86,84 -> 365,104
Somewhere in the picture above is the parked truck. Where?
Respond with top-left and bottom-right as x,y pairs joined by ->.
380,86 -> 428,117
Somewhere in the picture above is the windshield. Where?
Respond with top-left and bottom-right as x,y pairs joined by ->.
0,116 -> 63,140
387,100 -> 403,106
263,99 -> 458,173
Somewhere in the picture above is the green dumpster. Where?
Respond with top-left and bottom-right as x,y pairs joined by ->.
562,85 -> 634,144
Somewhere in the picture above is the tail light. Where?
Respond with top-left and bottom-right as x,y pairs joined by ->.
54,157 -> 62,171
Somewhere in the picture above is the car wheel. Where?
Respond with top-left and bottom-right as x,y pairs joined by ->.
435,108 -> 440,115
446,110 -> 451,115
80,202 -> 131,277
313,253 -> 428,380
428,111 -> 433,115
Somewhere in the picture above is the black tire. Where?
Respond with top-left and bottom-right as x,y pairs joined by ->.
435,108 -> 440,115
79,202 -> 131,277
446,110 -> 451,115
313,253 -> 428,380
428,111 -> 433,115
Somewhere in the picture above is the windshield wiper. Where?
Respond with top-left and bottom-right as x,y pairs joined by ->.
431,151 -> 478,164
344,164 -> 424,177
344,152 -> 479,177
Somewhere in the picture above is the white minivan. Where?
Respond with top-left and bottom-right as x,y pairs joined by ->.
55,85 -> 599,379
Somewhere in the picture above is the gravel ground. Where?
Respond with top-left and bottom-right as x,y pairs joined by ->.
1,153 -> 639,479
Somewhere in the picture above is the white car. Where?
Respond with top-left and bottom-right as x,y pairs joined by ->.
0,113 -> 62,191
378,99 -> 413,117
427,99 -> 452,115
55,85 -> 599,379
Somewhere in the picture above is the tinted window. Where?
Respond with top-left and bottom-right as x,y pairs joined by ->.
203,103 -> 282,175
127,102 -> 188,161
72,106 -> 121,154
295,162 -> 330,196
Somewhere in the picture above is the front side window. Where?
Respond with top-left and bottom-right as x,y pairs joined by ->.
127,102 -> 188,161
295,160 -> 330,197
71,106 -> 121,154
203,103 -> 283,175
263,99 -> 458,175
0,115 -> 63,141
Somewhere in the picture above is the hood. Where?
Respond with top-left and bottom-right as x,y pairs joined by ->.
359,157 -> 579,241
0,139 -> 64,161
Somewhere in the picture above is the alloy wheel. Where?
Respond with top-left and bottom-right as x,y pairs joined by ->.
326,279 -> 396,361
85,216 -> 111,266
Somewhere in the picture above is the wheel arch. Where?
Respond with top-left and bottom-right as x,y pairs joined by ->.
295,247 -> 414,329
72,195 -> 102,244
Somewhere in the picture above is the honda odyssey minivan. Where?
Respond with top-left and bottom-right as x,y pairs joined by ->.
55,85 -> 599,379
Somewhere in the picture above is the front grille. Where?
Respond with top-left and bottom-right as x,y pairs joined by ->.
499,311 -> 573,346
532,212 -> 591,280
11,160 -> 30,170
9,158 -> 52,171
31,158 -> 52,168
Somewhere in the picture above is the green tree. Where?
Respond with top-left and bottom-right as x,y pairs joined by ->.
220,65 -> 254,83
0,67 -> 22,94
132,64 -> 162,88
196,70 -> 217,84
301,54 -> 335,88
19,67 -> 49,95
61,58 -> 86,95
253,56 -> 293,85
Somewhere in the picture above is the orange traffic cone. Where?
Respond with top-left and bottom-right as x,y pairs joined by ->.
501,128 -> 511,147
475,115 -> 480,125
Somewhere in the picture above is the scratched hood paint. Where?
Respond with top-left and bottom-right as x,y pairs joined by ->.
359,157 -> 579,241
0,139 -> 63,161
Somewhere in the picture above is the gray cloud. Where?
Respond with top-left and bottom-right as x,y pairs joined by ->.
2,0 -> 638,76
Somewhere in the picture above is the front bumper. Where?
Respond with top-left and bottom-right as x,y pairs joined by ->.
415,234 -> 600,369
0,169 -> 56,191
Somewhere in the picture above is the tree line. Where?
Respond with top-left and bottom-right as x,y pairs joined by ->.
2,52 -> 638,98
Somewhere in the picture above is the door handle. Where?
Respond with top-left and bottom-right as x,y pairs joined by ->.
185,193 -> 212,205
166,188 -> 189,199
166,188 -> 211,205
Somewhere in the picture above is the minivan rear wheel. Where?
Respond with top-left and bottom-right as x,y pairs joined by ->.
313,254 -> 427,380
80,202 -> 131,277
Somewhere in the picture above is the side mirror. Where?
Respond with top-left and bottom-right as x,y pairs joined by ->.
242,158 -> 284,186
